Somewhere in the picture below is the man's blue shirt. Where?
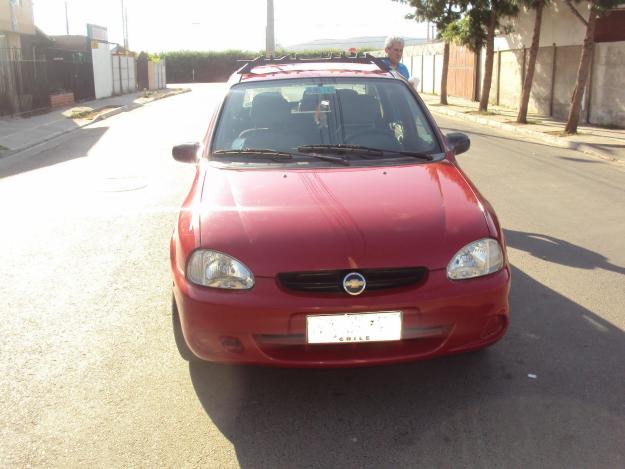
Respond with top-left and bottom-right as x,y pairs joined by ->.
382,59 -> 410,80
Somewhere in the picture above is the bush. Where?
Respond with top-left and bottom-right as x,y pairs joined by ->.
158,48 -> 374,83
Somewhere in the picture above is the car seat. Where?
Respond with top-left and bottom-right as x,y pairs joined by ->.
336,93 -> 400,150
238,92 -> 302,150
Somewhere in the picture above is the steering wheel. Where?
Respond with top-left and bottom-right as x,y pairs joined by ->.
344,129 -> 401,149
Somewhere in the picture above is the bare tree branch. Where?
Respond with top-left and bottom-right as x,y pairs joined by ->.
564,0 -> 588,26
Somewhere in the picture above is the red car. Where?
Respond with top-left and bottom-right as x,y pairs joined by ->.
171,55 -> 510,367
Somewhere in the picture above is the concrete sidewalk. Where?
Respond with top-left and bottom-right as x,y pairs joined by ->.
420,93 -> 625,165
0,86 -> 190,158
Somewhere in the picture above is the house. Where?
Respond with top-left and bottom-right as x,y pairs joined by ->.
0,0 -> 35,53
0,0 -> 40,114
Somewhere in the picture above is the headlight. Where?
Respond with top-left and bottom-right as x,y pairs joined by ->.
447,238 -> 504,280
187,250 -> 255,289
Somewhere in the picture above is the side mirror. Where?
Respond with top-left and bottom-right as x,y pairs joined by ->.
446,132 -> 470,156
172,143 -> 201,163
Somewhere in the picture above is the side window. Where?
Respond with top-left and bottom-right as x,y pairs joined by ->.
379,83 -> 438,153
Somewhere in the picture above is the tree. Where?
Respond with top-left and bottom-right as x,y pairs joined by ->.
394,0 -> 462,105
444,0 -> 518,112
516,0 -> 550,124
563,0 -> 624,134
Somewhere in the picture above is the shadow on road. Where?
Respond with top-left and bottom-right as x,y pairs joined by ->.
505,229 -> 625,275
558,156 -> 603,164
0,127 -> 108,179
187,265 -> 625,468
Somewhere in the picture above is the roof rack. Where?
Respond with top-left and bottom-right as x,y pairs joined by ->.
236,53 -> 390,75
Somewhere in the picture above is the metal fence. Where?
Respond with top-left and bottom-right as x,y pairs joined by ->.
0,47 -> 95,117
46,48 -> 95,102
0,48 -> 49,116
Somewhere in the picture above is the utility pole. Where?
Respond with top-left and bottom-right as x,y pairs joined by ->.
124,6 -> 129,49
65,1 -> 69,35
121,0 -> 128,49
266,0 -> 275,57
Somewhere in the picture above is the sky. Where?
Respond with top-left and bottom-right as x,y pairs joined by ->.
32,0 -> 428,53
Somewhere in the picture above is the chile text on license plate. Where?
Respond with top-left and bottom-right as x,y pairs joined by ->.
306,311 -> 402,344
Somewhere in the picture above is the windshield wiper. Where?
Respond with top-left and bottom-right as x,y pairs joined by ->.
213,148 -> 293,160
298,144 -> 382,157
297,144 -> 433,161
213,148 -> 349,166
296,152 -> 350,166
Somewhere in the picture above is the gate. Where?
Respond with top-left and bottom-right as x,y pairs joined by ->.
448,44 -> 478,101
0,48 -> 49,116
46,49 -> 95,102
137,53 -> 149,91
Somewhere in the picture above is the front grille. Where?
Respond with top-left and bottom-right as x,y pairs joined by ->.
278,267 -> 428,293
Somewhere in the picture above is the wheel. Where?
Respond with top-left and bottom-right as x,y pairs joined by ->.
172,294 -> 200,362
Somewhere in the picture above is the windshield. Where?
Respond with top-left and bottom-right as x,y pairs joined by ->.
212,78 -> 442,162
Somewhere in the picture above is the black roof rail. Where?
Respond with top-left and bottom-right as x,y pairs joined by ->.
236,53 -> 390,75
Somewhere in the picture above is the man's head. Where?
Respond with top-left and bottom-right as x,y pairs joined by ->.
384,36 -> 405,67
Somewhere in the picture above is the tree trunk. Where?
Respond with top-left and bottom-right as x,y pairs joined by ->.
440,41 -> 450,105
565,3 -> 597,134
517,2 -> 544,124
479,11 -> 497,112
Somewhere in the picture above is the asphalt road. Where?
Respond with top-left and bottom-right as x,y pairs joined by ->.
1,83 -> 624,468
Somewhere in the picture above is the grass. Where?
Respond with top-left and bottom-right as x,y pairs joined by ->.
64,106 -> 119,120
68,109 -> 95,119
0,144 -> 8,151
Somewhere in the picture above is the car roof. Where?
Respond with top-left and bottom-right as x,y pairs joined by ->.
229,55 -> 401,85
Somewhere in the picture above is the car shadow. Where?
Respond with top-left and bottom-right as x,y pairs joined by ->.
187,264 -> 625,468
0,127 -> 108,179
504,228 -> 625,275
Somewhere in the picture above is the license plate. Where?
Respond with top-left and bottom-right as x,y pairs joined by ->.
306,311 -> 402,344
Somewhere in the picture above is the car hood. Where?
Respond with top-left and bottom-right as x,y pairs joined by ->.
198,162 -> 490,276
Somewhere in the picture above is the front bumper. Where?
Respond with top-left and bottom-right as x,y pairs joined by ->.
172,267 -> 511,367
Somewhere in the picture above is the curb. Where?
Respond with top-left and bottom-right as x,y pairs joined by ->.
427,104 -> 618,163
0,89 -> 191,161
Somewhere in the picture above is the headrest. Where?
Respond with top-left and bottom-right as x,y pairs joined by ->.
251,92 -> 290,128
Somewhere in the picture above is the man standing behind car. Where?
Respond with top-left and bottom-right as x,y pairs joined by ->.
383,36 -> 410,80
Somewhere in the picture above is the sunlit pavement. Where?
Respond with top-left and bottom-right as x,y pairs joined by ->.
1,83 -> 624,468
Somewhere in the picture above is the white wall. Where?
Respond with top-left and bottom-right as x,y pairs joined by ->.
495,0 -> 589,51
92,43 -> 113,99
590,41 -> 625,127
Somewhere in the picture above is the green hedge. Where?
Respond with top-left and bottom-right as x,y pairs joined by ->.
159,49 -> 373,83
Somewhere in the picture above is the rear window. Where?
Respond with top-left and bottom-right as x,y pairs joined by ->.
213,77 -> 441,157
